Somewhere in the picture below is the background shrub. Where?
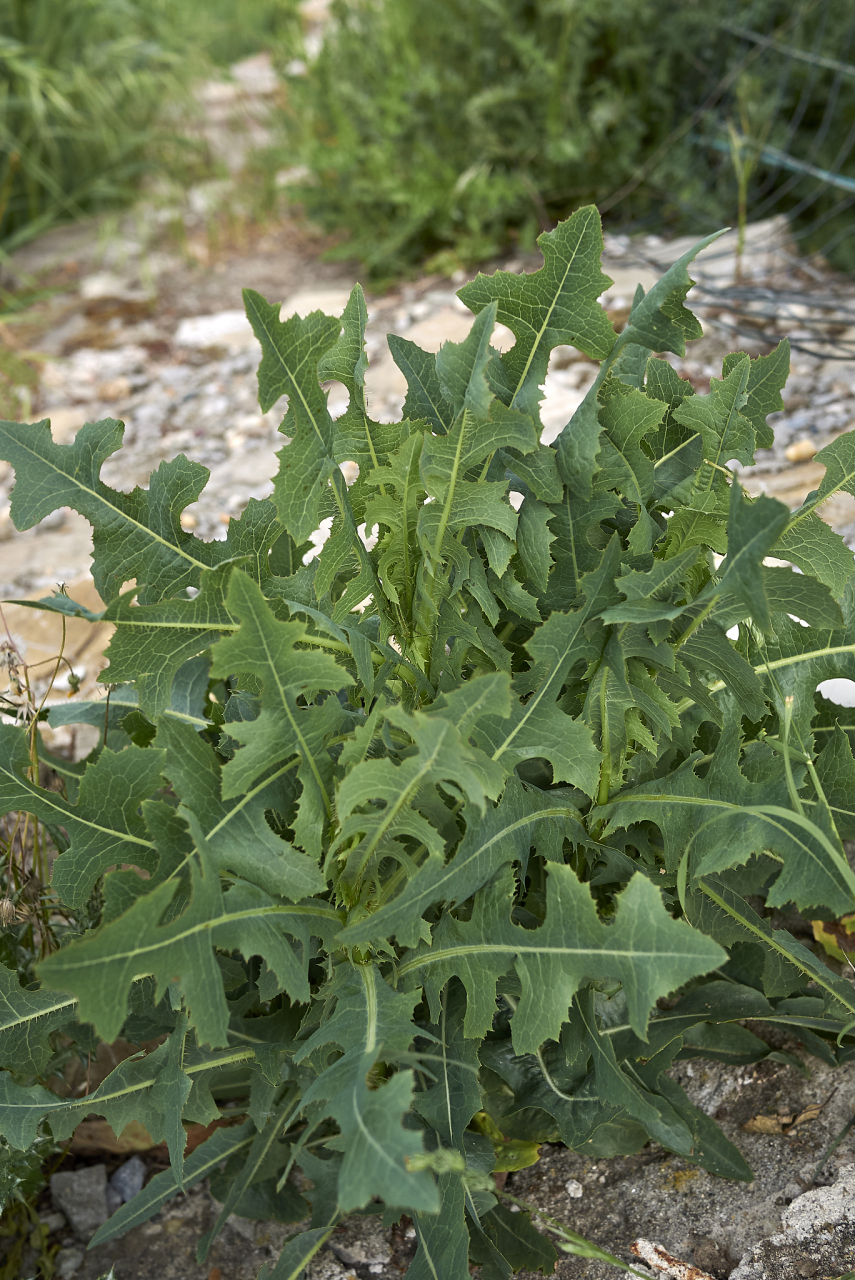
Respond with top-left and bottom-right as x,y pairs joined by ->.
0,0 -> 192,254
276,0 -> 855,278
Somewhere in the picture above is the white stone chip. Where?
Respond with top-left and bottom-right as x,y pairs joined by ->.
175,310 -> 254,349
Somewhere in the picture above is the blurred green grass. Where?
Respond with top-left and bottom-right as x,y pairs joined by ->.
4,0 -> 853,281
0,0 -> 294,259
170,0 -> 299,67
273,0 -> 855,279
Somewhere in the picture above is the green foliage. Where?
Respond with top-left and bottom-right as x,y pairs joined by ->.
2,207 -> 855,1277
0,0 -> 193,254
0,1114 -> 63,1277
708,0 -> 855,275
0,1125 -> 56,1216
0,0 -> 306,255
169,0 -> 300,68
275,0 -> 801,278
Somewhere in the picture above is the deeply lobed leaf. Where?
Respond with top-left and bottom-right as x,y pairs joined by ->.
2,205 -> 855,1280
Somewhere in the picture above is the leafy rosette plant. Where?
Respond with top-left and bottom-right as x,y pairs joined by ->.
1,207 -> 855,1278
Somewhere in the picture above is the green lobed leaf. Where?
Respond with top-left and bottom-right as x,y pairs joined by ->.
593,377 -> 665,555
409,1171 -> 471,1280
577,991 -> 694,1156
317,283 -> 405,514
0,965 -> 77,1077
156,716 -> 326,902
0,724 -> 164,910
474,1201 -> 558,1275
815,727 -> 855,840
721,340 -> 790,451
37,826 -> 337,1046
412,980 -> 482,1149
388,332 -> 454,436
435,301 -> 498,420
209,571 -> 353,858
711,484 -> 791,633
244,289 -> 339,542
774,511 -> 855,600
556,229 -> 722,496
457,206 -> 616,423
0,1020 -> 199,1157
295,965 -> 439,1214
96,562 -> 238,717
740,579 -> 855,746
400,865 -> 724,1052
688,875 -> 855,1021
0,418 -> 265,604
673,357 -> 755,468
616,232 -> 722,356
713,566 -> 844,632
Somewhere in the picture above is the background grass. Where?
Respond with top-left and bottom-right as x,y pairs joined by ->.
0,0 -> 186,254
2,0 -> 853,280
0,0 -> 298,258
273,0 -> 855,279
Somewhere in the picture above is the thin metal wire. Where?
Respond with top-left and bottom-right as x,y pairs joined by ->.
635,0 -> 855,357
722,23 -> 855,80
612,236 -> 855,359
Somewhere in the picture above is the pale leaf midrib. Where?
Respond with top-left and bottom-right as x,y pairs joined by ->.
0,995 -> 77,1029
0,429 -> 209,575
508,213 -> 592,409
247,300 -> 331,454
49,903 -> 340,973
0,763 -> 154,850
398,941 -> 712,979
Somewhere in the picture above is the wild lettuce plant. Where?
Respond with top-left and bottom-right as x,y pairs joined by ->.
1,207 -> 855,1277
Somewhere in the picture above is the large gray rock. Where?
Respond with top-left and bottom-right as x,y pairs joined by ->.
50,1165 -> 109,1240
730,1167 -> 855,1280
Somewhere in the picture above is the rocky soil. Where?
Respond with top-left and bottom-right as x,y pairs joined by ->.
2,27 -> 855,1280
21,1054 -> 855,1280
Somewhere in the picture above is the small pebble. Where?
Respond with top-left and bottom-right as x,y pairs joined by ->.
50,1165 -> 109,1239
785,438 -> 817,462
180,511 -> 198,529
109,1154 -> 147,1203
565,1178 -> 583,1198
38,1211 -> 67,1233
54,1246 -> 85,1279
97,377 -> 132,400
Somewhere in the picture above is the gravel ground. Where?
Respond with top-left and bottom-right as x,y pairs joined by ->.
16,1051 -> 852,1280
